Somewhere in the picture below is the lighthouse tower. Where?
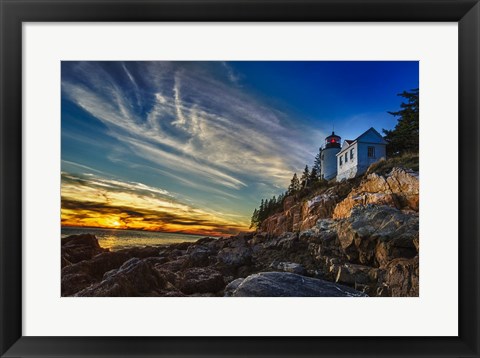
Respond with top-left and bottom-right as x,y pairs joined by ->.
320,131 -> 341,180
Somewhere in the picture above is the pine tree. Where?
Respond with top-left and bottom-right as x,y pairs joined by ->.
313,147 -> 322,177
300,165 -> 310,189
249,208 -> 259,229
309,167 -> 318,183
288,173 -> 300,194
383,88 -> 419,156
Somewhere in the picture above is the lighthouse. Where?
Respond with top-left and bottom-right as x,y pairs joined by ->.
320,131 -> 341,180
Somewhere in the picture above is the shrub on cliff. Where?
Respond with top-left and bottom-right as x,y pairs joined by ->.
365,153 -> 419,176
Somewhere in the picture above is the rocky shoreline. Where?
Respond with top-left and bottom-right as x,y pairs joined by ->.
61,167 -> 419,297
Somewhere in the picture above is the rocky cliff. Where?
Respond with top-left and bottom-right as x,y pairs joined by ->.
256,166 -> 419,296
260,167 -> 418,233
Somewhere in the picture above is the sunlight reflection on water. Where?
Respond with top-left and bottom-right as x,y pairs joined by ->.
61,227 -> 209,251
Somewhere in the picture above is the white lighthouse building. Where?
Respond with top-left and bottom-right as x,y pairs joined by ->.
336,127 -> 387,181
320,131 -> 341,180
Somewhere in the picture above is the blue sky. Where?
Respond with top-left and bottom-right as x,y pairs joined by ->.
61,61 -> 418,235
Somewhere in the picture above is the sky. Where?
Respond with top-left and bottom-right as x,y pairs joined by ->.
61,61 -> 419,236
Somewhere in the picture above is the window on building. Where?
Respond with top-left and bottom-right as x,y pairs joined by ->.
350,148 -> 354,160
339,157 -> 343,166
368,146 -> 375,158
345,152 -> 348,162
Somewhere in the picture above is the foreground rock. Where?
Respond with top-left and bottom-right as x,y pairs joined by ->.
61,246 -> 164,296
335,205 -> 418,267
61,234 -> 107,268
75,258 -> 178,297
227,272 -> 367,297
177,267 -> 225,295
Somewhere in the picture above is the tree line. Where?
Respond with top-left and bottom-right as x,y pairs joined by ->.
249,152 -> 326,229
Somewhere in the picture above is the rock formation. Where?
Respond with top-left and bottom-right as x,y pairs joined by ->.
333,168 -> 419,219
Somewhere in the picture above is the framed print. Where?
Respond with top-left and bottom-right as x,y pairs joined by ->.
1,0 -> 479,357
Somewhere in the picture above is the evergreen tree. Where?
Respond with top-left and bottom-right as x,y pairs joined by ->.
309,167 -> 318,183
249,208 -> 259,229
266,198 -> 274,214
288,173 -> 300,194
383,88 -> 419,156
300,165 -> 310,189
313,146 -> 322,177
259,199 -> 265,214
249,194 -> 284,229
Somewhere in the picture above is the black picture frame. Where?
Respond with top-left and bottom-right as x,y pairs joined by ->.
1,0 -> 479,357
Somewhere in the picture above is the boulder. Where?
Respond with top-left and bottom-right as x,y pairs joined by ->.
177,267 -> 225,295
332,263 -> 385,296
384,256 -> 419,297
61,234 -> 107,267
74,258 -> 175,297
334,205 -> 418,266
61,245 -> 164,296
61,251 -> 133,296
156,256 -> 189,272
217,246 -> 252,267
375,235 -> 418,268
224,278 -> 245,297
183,245 -> 213,268
304,220 -> 346,261
229,272 -> 367,297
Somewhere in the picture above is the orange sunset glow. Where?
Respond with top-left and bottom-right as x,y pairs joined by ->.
61,172 -> 250,236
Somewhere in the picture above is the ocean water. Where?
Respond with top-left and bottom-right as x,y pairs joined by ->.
61,227 -> 209,251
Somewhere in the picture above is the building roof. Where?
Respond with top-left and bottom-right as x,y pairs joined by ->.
336,127 -> 387,156
326,131 -> 340,139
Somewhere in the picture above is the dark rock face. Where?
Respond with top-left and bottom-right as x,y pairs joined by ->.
61,234 -> 107,267
61,247 -> 166,296
177,267 -> 225,295
384,256 -> 419,297
217,246 -> 252,267
228,272 -> 367,297
183,245 -> 214,268
75,258 -> 174,297
335,205 -> 418,266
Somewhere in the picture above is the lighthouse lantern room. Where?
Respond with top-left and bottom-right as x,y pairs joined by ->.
320,131 -> 341,180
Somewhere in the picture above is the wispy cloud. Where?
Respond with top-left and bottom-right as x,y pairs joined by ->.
221,61 -> 242,84
62,62 -> 318,195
